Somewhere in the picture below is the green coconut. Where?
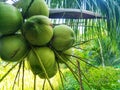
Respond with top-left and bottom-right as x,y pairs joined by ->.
27,47 -> 57,78
0,34 -> 29,62
14,0 -> 49,18
22,15 -> 53,46
0,2 -> 23,36
51,25 -> 75,51
38,61 -> 57,79
28,0 -> 49,17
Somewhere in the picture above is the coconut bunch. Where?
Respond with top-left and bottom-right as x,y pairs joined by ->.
0,0 -> 77,89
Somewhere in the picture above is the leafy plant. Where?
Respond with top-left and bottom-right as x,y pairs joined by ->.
59,69 -> 80,90
84,66 -> 120,90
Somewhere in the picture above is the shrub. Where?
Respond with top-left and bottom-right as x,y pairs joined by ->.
84,66 -> 120,90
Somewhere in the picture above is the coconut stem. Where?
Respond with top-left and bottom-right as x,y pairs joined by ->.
0,61 -> 20,82
22,61 -> 25,90
54,50 -> 80,83
3,62 -> 10,68
42,79 -> 46,90
12,62 -> 22,90
34,75 -> 36,90
65,56 -> 78,68
57,62 -> 65,89
80,71 -> 92,89
77,60 -> 84,90
65,54 -> 97,68
23,0 -> 34,18
73,39 -> 93,47
31,47 -> 54,90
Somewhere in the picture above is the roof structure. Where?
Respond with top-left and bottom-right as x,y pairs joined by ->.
49,8 -> 104,19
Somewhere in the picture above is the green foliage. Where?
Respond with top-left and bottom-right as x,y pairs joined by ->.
84,66 -> 120,90
75,35 -> 120,67
58,66 -> 120,90
60,69 -> 80,90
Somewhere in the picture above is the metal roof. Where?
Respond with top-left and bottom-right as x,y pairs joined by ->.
49,8 -> 104,19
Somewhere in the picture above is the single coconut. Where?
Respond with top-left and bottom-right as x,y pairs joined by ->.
38,61 -> 57,79
14,0 -> 49,18
0,2 -> 23,36
0,34 -> 29,62
22,15 -> 53,46
27,47 -> 57,78
51,25 -> 75,51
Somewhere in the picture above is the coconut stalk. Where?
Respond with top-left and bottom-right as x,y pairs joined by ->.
54,50 -> 80,83
65,53 -> 97,68
12,62 -> 22,90
22,61 -> 25,90
0,61 -> 20,82
42,79 -> 46,90
0,50 -> 29,82
57,62 -> 65,89
34,75 -> 36,90
77,60 -> 84,90
3,62 -> 10,68
23,0 -> 34,18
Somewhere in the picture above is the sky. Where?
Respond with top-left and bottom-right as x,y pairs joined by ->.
6,0 -> 13,4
